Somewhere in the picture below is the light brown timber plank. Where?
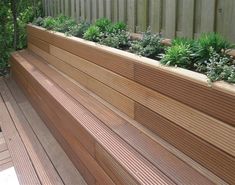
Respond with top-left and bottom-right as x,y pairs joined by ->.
28,44 -> 135,118
6,79 -> 88,185
21,49 -> 215,184
0,78 -> 64,185
0,79 -> 41,185
49,45 -> 235,157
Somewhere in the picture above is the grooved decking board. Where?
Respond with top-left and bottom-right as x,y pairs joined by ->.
0,79 -> 64,185
134,64 -> 235,127
28,36 -> 50,53
11,52 -> 177,185
47,44 -> 235,158
135,103 -> 235,185
27,25 -> 134,80
28,43 -> 135,118
0,79 -> 41,185
27,25 -> 235,127
6,79 -> 87,185
20,50 -> 216,184
11,64 -> 109,185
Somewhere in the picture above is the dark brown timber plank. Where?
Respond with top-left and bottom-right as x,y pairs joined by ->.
6,78 -> 88,185
0,78 -> 64,185
11,51 -> 176,185
0,79 -> 41,185
21,49 -> 216,185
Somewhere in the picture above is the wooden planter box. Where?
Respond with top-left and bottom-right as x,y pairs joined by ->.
26,24 -> 235,184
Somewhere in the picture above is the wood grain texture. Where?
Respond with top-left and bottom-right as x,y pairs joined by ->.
0,79 -> 64,185
28,44 -> 135,118
0,79 -> 41,185
28,35 -> 50,53
11,52 -> 178,185
135,103 -> 235,185
11,59 -> 112,185
27,25 -> 134,80
134,64 -> 235,127
48,44 -> 235,158
6,79 -> 87,185
21,49 -> 215,185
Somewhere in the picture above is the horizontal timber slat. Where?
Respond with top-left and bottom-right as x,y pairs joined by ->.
27,25 -> 235,127
27,43 -> 234,184
11,52 -> 178,185
47,44 -> 235,158
27,25 -> 134,80
20,50 -> 215,185
10,25 -> 234,184
28,43 -> 135,118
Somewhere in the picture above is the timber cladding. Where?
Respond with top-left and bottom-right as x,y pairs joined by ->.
23,25 -> 235,184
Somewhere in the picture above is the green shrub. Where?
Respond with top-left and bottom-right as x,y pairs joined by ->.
107,21 -> 127,34
195,48 -> 235,83
94,18 -> 112,32
54,15 -> 77,33
83,25 -> 101,42
130,30 -> 164,59
32,17 -> 44,26
99,30 -> 130,49
161,43 -> 193,68
195,33 -> 233,62
42,16 -> 57,30
66,21 -> 90,37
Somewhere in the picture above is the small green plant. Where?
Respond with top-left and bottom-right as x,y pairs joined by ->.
32,17 -> 44,26
195,33 -> 233,62
66,21 -> 90,37
42,16 -> 57,30
161,43 -> 193,68
83,25 -> 101,42
99,30 -> 130,49
194,48 -> 235,83
106,21 -> 127,34
53,15 -> 77,33
130,30 -> 164,59
94,18 -> 112,32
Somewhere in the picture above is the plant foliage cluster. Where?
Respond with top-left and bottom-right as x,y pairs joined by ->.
34,15 -> 235,83
0,0 -> 42,76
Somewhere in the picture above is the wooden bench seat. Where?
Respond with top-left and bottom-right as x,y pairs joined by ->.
9,49 -> 227,185
0,78 -> 87,185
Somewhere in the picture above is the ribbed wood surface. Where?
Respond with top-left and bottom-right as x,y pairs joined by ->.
24,25 -> 235,184
0,79 -> 64,185
27,41 -> 235,184
11,52 -> 184,185
20,50 -> 216,185
0,80 -> 41,185
6,79 -> 87,185
27,25 -> 235,127
46,44 -> 235,158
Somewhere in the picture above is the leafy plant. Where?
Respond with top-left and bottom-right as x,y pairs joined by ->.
195,33 -> 233,62
94,18 -> 112,32
53,15 -> 77,33
0,0 -> 42,76
99,30 -> 130,49
161,43 -> 193,68
106,21 -> 127,34
33,17 -> 44,26
83,26 -> 101,42
42,16 -> 57,30
195,48 -> 235,83
66,21 -> 90,37
130,30 -> 165,59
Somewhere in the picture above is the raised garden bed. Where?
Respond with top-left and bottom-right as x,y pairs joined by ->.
24,24 -> 235,184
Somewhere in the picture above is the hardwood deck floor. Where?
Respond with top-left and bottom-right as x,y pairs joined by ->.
0,77 -> 87,185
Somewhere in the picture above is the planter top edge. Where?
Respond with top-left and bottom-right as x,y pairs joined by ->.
28,24 -> 235,96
